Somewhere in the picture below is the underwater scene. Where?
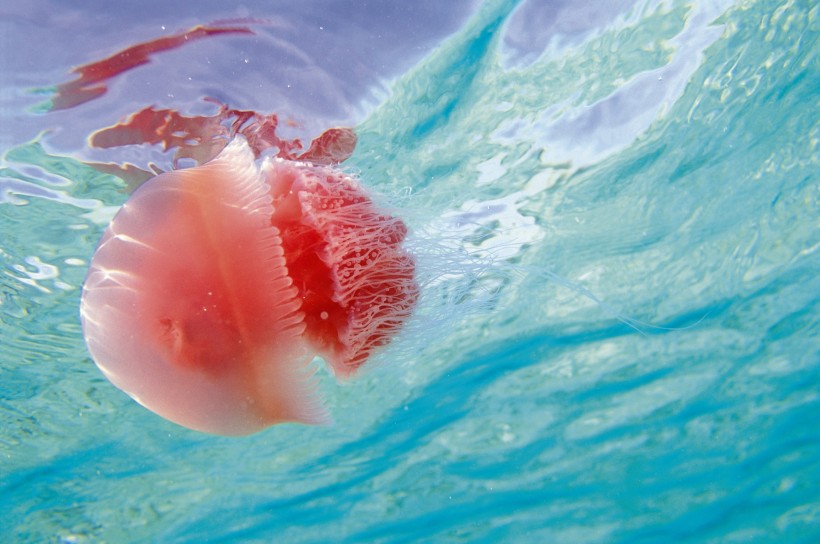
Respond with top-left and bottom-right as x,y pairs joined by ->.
1,0 -> 818,542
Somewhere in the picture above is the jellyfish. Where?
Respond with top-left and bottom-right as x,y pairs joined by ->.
80,137 -> 419,435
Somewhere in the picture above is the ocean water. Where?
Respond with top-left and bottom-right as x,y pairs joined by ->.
1,0 -> 818,542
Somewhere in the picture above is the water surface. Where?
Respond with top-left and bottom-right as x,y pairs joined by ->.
1,0 -> 817,542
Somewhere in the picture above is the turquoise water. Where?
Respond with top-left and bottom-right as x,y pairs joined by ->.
1,0 -> 818,542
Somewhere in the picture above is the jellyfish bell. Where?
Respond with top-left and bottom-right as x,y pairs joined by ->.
80,137 -> 418,436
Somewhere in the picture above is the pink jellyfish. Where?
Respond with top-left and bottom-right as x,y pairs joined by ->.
62,24 -> 419,435
80,136 -> 419,435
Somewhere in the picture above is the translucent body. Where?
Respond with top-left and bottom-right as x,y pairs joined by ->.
80,139 -> 418,435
